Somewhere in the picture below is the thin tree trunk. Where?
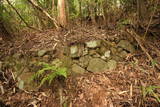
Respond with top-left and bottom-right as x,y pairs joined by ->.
57,0 -> 67,27
52,0 -> 55,16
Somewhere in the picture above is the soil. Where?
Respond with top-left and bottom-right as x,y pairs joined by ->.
0,25 -> 160,107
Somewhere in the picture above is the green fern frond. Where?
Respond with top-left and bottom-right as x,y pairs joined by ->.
31,62 -> 67,87
39,74 -> 50,87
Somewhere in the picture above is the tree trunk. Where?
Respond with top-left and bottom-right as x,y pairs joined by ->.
57,0 -> 67,27
52,0 -> 55,16
137,0 -> 146,23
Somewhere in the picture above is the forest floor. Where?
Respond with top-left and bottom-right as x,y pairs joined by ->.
0,25 -> 160,107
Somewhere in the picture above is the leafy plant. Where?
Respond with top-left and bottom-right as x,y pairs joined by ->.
141,85 -> 160,102
31,62 -> 67,87
151,59 -> 158,67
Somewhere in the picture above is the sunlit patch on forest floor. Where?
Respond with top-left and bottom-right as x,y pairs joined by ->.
0,25 -> 160,107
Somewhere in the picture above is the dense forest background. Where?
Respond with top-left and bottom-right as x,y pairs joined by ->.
0,0 -> 159,37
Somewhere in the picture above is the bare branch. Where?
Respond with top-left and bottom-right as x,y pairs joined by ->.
5,0 -> 41,31
27,0 -> 60,29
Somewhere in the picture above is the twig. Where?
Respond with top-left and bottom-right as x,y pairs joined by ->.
27,0 -> 59,29
126,29 -> 160,70
0,85 -> 4,94
143,0 -> 158,39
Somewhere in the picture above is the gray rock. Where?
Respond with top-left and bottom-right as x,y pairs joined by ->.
104,50 -> 111,58
99,46 -> 107,55
17,71 -> 37,91
119,51 -> 128,58
85,40 -> 101,48
117,40 -> 135,53
51,58 -> 62,67
38,50 -> 47,57
110,47 -> 117,55
70,45 -> 84,58
107,60 -> 117,70
117,47 -> 123,52
83,48 -> 89,56
70,45 -> 78,57
79,55 -> 92,68
87,58 -> 108,72
101,50 -> 111,60
89,50 -> 97,56
101,56 -> 107,60
111,55 -> 123,62
71,64 -> 85,74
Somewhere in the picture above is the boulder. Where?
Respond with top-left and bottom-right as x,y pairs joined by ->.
119,51 -> 128,58
71,64 -> 85,74
70,45 -> 84,58
101,50 -> 111,60
110,47 -> 117,55
79,55 -> 92,68
104,50 -> 111,58
106,60 -> 117,70
117,40 -> 135,53
15,68 -> 37,91
89,50 -> 98,56
51,58 -> 63,67
70,45 -> 78,58
99,46 -> 108,55
85,40 -> 101,48
111,55 -> 123,62
38,50 -> 47,57
87,58 -> 108,72
83,48 -> 89,56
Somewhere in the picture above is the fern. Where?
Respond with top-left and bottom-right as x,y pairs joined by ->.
31,62 -> 67,87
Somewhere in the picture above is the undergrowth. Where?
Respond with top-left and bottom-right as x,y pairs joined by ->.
31,62 -> 67,87
141,85 -> 160,102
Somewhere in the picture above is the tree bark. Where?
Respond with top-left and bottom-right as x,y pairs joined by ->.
57,0 -> 67,27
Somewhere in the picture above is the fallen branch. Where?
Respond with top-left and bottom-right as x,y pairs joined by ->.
143,0 -> 158,39
142,39 -> 160,57
6,0 -> 41,32
126,29 -> 160,70
27,0 -> 59,29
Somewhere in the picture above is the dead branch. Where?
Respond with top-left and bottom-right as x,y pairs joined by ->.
143,0 -> 158,39
126,29 -> 160,70
5,0 -> 41,32
27,0 -> 59,29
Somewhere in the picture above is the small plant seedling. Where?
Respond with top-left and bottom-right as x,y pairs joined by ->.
151,60 -> 158,68
31,62 -> 67,87
141,85 -> 160,102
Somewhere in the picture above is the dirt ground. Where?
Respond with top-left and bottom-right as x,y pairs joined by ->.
0,25 -> 160,107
